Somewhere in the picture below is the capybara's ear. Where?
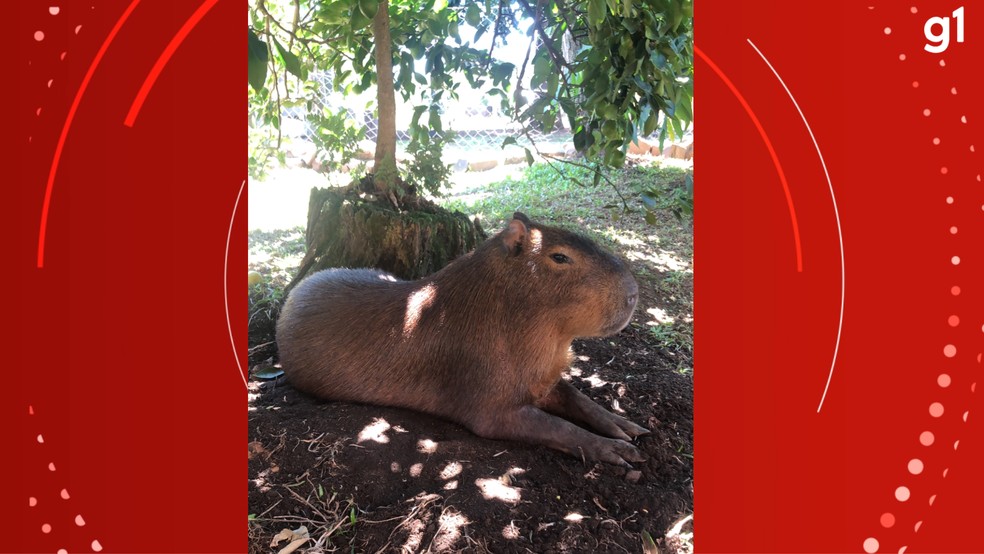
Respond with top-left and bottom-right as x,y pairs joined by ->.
501,217 -> 527,256
512,212 -> 532,226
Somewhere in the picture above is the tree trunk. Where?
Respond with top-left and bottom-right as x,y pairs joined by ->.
371,0 -> 398,195
284,189 -> 486,295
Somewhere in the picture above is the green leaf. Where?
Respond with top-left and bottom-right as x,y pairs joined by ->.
644,210 -> 657,225
428,107 -> 443,132
524,147 -> 535,166
465,3 -> 481,26
588,0 -> 606,26
358,0 -> 379,20
546,72 -> 559,98
490,62 -> 515,86
350,5 -> 372,29
273,37 -> 304,79
643,106 -> 659,136
573,128 -> 588,152
252,366 -> 285,379
641,530 -> 659,554
501,136 -> 517,149
622,0 -> 634,18
247,29 -> 268,92
640,193 -> 657,210
410,105 -> 428,128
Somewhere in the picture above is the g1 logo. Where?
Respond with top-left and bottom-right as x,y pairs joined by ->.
924,6 -> 965,53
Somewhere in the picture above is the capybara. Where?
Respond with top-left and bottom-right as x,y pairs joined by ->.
276,212 -> 648,466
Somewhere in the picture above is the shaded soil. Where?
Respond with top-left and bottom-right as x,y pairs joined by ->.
247,323 -> 693,553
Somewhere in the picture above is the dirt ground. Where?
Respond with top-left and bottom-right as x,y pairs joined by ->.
249,321 -> 692,553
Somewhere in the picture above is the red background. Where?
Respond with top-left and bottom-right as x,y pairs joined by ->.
6,1 -> 244,552
696,2 -> 983,553
4,1 -> 982,553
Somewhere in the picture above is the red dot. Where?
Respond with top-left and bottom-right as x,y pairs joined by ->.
881,512 -> 896,528
951,286 -> 961,296
948,315 -> 960,326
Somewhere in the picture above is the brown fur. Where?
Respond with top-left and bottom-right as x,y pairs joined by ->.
276,213 -> 649,466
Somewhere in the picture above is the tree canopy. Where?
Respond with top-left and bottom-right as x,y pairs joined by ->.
249,0 -> 693,199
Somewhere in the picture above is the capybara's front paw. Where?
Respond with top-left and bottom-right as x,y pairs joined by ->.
581,437 -> 647,468
589,410 -> 651,441
617,417 -> 650,438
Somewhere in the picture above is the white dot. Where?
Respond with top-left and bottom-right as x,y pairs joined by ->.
946,196 -> 954,204
912,81 -> 919,88
864,537 -> 880,553
940,59 -> 946,67
950,226 -> 958,234
34,31 -> 45,41
75,24 -> 83,34
908,459 -> 924,474
930,402 -> 945,417
911,6 -> 918,13
951,256 -> 960,266
49,6 -> 60,15
899,53 -> 907,60
939,373 -> 952,387
42,523 -> 52,533
48,462 -> 56,471
47,79 -> 54,88
884,27 -> 892,34
941,167 -> 948,175
923,108 -> 931,116
57,550 -> 68,554
920,431 -> 935,445
61,488 -> 70,499
961,115 -> 967,123
896,486 -> 911,501
954,440 -> 960,450
933,137 -> 940,145
91,539 -> 103,552
29,497 -> 37,507
37,434 -> 44,443
75,514 -> 86,526
951,87 -> 958,94
971,145 -> 976,152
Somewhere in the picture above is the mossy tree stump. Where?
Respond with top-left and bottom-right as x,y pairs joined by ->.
286,188 -> 486,292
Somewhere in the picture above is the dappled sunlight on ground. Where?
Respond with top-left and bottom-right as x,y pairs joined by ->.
602,226 -> 692,274
432,510 -> 470,551
417,438 -> 439,454
647,306 -> 675,325
475,468 -> 526,504
358,418 -> 392,444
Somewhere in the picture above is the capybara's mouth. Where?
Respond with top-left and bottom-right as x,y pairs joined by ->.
599,292 -> 637,336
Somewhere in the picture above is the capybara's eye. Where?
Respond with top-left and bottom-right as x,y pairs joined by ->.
550,253 -> 571,264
